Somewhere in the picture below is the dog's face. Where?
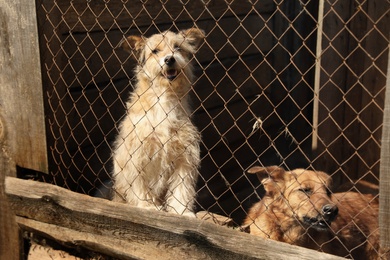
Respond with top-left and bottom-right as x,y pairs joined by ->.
248,166 -> 338,231
121,28 -> 204,84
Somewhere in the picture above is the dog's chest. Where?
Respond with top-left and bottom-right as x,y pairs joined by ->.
121,90 -> 199,159
130,107 -> 196,153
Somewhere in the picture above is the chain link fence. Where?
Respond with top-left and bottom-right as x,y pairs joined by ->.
34,0 -> 389,258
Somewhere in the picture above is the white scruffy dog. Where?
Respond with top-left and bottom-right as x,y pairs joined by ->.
112,28 -> 204,216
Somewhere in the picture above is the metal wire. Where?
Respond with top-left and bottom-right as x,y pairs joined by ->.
35,0 -> 389,258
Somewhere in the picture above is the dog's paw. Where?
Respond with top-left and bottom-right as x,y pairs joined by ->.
181,211 -> 196,218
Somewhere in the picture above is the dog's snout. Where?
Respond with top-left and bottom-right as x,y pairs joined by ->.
164,56 -> 176,66
322,204 -> 338,220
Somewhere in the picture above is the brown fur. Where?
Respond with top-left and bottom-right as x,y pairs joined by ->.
244,166 -> 384,259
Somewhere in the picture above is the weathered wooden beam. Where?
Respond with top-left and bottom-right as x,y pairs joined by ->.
0,1 -> 48,174
0,144 -> 20,260
379,49 -> 390,254
5,177 -> 343,260
1,1 -> 48,259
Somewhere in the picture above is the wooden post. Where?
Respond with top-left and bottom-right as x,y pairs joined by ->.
0,0 -> 48,258
0,125 -> 20,260
379,51 -> 390,255
0,0 -> 48,173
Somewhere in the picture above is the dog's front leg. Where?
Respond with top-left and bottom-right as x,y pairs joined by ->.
165,167 -> 198,217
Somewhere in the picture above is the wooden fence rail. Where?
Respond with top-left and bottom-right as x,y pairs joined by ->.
5,176 -> 343,260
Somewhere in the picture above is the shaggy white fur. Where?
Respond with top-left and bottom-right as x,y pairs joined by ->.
112,28 -> 205,216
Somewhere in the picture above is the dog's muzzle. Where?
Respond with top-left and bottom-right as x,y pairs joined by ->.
303,204 -> 338,230
164,56 -> 178,80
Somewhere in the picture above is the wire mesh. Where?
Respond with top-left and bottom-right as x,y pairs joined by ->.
35,0 -> 389,258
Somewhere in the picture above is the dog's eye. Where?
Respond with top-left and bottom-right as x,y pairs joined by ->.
151,49 -> 159,54
299,188 -> 312,195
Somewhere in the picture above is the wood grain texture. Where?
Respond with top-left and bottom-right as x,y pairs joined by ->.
379,52 -> 390,253
58,0 -> 274,32
0,149 -> 20,260
0,1 -> 48,259
314,0 -> 389,185
0,1 -> 47,173
5,177 -> 343,260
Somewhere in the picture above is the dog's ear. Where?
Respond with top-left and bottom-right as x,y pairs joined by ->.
181,28 -> 205,50
248,166 -> 285,197
121,35 -> 145,56
247,166 -> 285,182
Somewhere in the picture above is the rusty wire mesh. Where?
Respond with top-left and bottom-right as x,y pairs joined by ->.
35,0 -> 389,258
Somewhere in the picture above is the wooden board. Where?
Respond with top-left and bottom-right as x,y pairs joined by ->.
314,0 -> 389,185
379,51 -> 390,253
0,148 -> 20,259
5,177 -> 344,260
0,0 -> 49,259
57,0 -> 274,33
0,0 -> 48,173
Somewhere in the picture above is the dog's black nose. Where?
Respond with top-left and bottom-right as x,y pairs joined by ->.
322,204 -> 338,221
164,56 -> 175,66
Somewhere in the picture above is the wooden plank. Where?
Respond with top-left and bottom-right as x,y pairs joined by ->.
353,0 -> 389,181
54,12 -> 274,89
340,0 -> 386,183
315,0 -> 389,184
5,177 -> 343,260
379,48 -> 390,255
0,1 -> 48,173
36,0 -> 77,189
314,0 -> 356,184
57,0 -> 275,33
0,1 -> 48,259
270,0 -> 319,168
0,142 -> 20,259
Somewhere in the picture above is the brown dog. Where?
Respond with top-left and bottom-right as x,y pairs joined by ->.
244,166 -> 383,259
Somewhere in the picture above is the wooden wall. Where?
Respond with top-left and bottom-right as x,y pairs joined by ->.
314,0 -> 389,185
35,0 -> 321,224
1,0 -> 389,258
33,0 -> 389,224
380,52 -> 390,256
